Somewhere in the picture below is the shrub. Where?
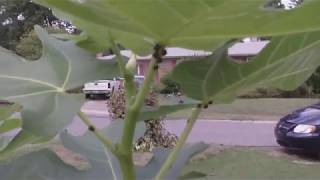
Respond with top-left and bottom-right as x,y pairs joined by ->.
239,88 -> 282,98
15,27 -> 69,60
239,84 -> 313,98
306,66 -> 320,94
159,74 -> 181,94
15,30 -> 42,60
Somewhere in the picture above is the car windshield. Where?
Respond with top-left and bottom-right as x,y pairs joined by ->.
298,108 -> 320,118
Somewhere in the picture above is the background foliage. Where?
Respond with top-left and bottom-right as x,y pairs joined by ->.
0,0 -> 55,50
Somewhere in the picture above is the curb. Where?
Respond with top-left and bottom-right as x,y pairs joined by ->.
82,109 -> 278,123
171,119 -> 277,124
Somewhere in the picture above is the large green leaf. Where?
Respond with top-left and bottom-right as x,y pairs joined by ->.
0,149 -> 92,180
0,130 -> 49,161
35,0 -> 155,54
0,119 -> 21,134
35,0 -> 320,54
136,143 -> 208,179
0,26 -> 119,137
0,136 -> 14,152
0,120 -> 146,180
171,31 -> 320,102
139,104 -> 196,121
0,104 -> 22,152
0,119 -> 206,180
0,103 -> 21,122
0,104 -> 23,152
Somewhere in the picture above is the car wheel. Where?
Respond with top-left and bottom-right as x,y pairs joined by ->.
85,94 -> 91,99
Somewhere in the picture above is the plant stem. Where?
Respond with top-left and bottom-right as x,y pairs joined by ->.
118,46 -> 164,180
122,44 -> 158,150
132,56 -> 158,109
118,154 -> 136,180
155,106 -> 202,180
77,111 -> 116,155
121,46 -> 161,149
120,54 -> 158,151
109,35 -> 136,101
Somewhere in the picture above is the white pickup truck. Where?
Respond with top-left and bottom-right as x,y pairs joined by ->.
82,79 -> 121,99
83,76 -> 144,99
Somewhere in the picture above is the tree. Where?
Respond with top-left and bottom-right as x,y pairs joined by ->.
267,0 -> 304,9
0,0 -> 55,50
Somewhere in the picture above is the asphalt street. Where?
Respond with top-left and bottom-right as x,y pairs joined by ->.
78,101 -> 278,147
1,101 -> 279,147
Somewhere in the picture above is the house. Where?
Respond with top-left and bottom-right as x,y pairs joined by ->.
97,40 -> 269,83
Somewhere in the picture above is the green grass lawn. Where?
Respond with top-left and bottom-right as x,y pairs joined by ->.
181,147 -> 320,180
161,97 -> 319,120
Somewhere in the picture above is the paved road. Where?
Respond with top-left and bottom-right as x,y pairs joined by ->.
66,117 -> 278,146
1,117 -> 279,148
78,101 -> 279,147
2,100 -> 279,147
164,120 -> 277,146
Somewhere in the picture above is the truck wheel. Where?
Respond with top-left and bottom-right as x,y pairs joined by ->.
101,94 -> 108,100
90,94 -> 96,99
85,94 -> 90,99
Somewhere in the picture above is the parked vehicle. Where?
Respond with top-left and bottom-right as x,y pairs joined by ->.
83,76 -> 145,99
83,79 -> 121,99
275,103 -> 320,152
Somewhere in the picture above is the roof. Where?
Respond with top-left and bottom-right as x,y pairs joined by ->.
228,41 -> 269,56
97,41 -> 269,60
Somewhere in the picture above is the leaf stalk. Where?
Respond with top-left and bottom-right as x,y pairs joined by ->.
77,111 -> 117,155
109,34 -> 136,103
155,106 -> 202,180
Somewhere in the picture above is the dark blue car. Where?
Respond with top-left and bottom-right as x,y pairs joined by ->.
275,103 -> 320,152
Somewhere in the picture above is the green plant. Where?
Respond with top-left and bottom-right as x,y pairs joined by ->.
15,30 -> 42,60
306,66 -> 320,94
1,0 -> 320,179
15,27 -> 70,60
160,74 -> 181,94
238,85 -> 313,98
